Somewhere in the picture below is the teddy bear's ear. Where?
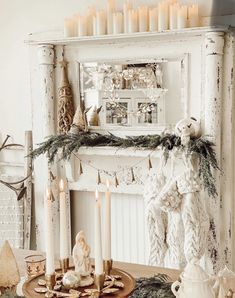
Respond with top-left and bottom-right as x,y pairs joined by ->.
190,117 -> 197,121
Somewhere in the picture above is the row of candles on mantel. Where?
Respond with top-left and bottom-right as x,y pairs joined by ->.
64,0 -> 200,38
45,179 -> 111,276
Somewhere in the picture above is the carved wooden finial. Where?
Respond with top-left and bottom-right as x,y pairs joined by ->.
58,59 -> 75,134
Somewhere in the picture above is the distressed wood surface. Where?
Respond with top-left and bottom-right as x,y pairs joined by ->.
29,28 -> 235,271
204,32 -> 225,273
23,131 -> 33,249
221,32 -> 235,269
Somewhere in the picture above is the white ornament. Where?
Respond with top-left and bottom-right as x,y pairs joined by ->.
175,117 -> 201,145
62,271 -> 81,289
72,231 -> 92,277
213,266 -> 235,298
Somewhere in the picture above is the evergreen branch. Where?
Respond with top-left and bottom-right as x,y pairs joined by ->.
30,132 -> 219,197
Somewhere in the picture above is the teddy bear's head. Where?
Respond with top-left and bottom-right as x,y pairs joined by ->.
175,117 -> 201,138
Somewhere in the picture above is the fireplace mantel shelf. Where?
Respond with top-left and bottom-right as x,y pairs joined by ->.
26,25 -> 230,46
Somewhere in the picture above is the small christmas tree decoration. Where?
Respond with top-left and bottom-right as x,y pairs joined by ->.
58,60 -> 75,134
89,106 -> 102,126
0,241 -> 20,292
69,102 -> 91,134
97,170 -> 101,185
148,156 -> 153,170
79,161 -> 83,175
131,167 -> 135,182
114,173 -> 119,187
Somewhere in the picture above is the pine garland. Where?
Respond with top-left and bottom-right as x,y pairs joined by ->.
130,274 -> 175,298
30,132 -> 219,197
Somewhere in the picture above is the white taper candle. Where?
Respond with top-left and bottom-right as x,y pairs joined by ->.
59,179 -> 69,260
94,190 -> 103,275
103,180 -> 111,260
45,188 -> 55,275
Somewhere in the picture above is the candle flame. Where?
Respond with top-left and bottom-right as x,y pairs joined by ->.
95,189 -> 99,200
106,179 -> 110,189
59,179 -> 64,192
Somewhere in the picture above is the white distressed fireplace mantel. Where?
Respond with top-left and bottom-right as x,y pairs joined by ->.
28,26 -> 235,270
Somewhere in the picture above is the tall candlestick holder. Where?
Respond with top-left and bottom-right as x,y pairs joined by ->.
45,273 -> 56,298
60,258 -> 69,274
94,272 -> 105,293
103,259 -> 113,275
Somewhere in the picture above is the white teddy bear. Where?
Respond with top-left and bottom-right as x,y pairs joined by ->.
175,117 -> 201,145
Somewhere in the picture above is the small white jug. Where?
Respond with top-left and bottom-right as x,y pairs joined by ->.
171,260 -> 216,298
213,266 -> 235,298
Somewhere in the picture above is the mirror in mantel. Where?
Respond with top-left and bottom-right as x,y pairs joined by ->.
80,56 -> 188,133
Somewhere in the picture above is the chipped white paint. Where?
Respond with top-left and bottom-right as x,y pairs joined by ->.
204,32 -> 225,273
23,131 -> 33,249
28,27 -> 235,270
221,32 -> 235,269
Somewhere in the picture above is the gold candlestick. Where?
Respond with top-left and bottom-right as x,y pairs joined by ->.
59,258 -> 69,274
103,259 -> 113,275
45,273 -> 56,297
94,273 -> 105,293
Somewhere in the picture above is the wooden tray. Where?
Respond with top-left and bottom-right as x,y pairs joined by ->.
23,267 -> 136,297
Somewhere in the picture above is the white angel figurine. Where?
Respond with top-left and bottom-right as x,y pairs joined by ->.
72,231 -> 92,276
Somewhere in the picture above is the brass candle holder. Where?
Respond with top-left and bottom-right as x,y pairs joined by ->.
94,272 -> 105,293
59,258 -> 69,274
45,273 -> 56,298
103,259 -> 113,275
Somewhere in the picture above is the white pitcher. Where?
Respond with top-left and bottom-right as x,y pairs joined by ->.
171,260 -> 216,298
213,266 -> 235,298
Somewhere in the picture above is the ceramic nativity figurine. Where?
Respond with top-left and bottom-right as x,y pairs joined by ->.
72,231 -> 92,277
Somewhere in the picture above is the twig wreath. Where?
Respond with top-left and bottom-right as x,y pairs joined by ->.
31,131 -> 219,197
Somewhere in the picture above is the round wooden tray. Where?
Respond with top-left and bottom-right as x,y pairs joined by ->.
23,267 -> 136,297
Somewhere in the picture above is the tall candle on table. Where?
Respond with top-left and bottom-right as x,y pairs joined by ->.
45,188 -> 55,275
94,190 -> 103,275
59,179 -> 69,260
104,180 -> 111,261
188,4 -> 199,27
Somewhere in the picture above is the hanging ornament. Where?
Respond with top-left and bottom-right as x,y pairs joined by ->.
97,170 -> 101,185
58,60 -> 75,134
148,155 -> 153,170
131,167 -> 135,182
114,173 -> 119,187
79,161 -> 83,175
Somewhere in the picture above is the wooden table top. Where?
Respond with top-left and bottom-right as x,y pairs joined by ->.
14,248 -> 180,281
